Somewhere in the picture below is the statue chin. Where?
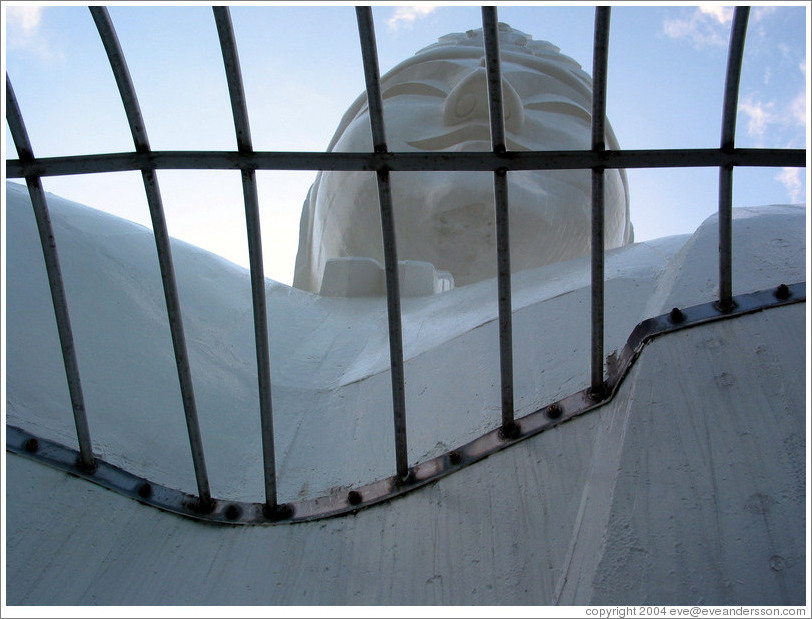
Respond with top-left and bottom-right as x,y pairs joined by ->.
293,24 -> 633,297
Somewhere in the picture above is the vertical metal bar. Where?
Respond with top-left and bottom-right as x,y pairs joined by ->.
355,7 -> 410,481
89,7 -> 212,508
590,7 -> 611,396
481,9 -> 507,154
718,7 -> 750,311
212,7 -> 286,517
481,7 -> 517,438
6,75 -> 96,473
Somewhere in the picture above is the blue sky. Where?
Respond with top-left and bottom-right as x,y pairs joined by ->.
4,3 -> 808,285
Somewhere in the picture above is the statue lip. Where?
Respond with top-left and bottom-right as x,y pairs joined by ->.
406,124 -> 533,152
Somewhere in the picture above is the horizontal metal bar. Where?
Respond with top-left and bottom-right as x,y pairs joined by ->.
6,74 -> 96,472
8,282 -> 804,525
7,147 -> 804,179
91,6 -> 212,507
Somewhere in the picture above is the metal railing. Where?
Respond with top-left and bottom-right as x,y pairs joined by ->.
5,6 -> 806,524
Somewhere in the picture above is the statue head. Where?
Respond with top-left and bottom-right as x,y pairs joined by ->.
294,23 -> 633,294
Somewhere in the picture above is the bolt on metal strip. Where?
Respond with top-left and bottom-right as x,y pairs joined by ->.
6,147 -> 805,179
213,6 -> 284,514
90,6 -> 212,507
590,7 -> 611,395
481,8 -> 517,436
5,75 -> 96,473
718,7 -> 750,312
355,7 -> 410,481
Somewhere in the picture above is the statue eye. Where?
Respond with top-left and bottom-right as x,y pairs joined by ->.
382,82 -> 448,100
524,99 -> 592,124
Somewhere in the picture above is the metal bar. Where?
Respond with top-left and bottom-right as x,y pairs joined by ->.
213,6 -> 284,516
493,168 -> 515,434
356,8 -> 388,153
718,7 -> 750,311
7,147 -> 805,179
481,7 -> 517,437
356,7 -> 409,481
482,8 -> 507,154
90,6 -> 212,507
213,7 -> 252,154
5,74 -> 96,472
590,168 -> 606,394
590,7 -> 611,395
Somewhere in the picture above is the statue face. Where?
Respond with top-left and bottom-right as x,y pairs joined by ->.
294,27 -> 632,293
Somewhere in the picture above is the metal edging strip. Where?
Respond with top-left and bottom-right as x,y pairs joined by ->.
7,283 -> 804,525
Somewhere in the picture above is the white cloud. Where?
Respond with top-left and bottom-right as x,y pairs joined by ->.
699,6 -> 733,25
663,7 -> 731,48
775,167 -> 804,204
789,90 -> 806,128
739,97 -> 777,137
6,5 -> 62,63
387,6 -> 437,31
7,5 -> 43,34
752,6 -> 778,22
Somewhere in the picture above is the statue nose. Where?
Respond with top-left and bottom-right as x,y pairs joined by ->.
443,65 -> 524,133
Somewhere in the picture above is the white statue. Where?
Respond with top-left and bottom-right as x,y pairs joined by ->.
294,24 -> 634,296
5,21 -> 804,606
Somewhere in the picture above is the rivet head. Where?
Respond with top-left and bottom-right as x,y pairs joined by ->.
137,483 -> 152,499
224,504 -> 242,520
669,307 -> 685,323
347,490 -> 362,506
547,404 -> 562,420
23,438 -> 39,453
775,284 -> 790,300
449,450 -> 462,465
